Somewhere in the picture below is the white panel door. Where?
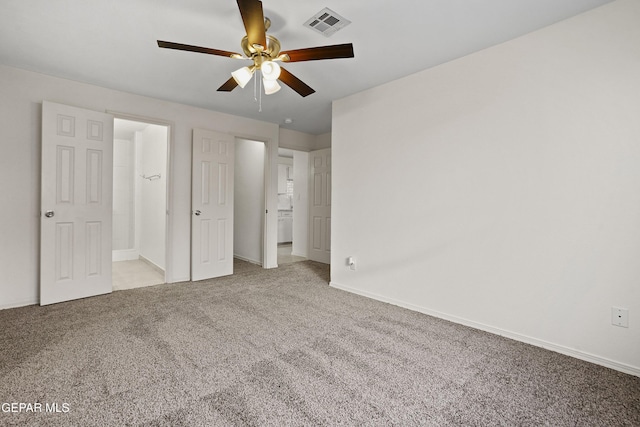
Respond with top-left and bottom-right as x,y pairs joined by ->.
192,129 -> 234,281
40,101 -> 114,305
308,148 -> 331,264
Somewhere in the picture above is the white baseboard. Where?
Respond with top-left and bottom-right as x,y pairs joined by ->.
233,254 -> 263,266
168,276 -> 190,284
330,281 -> 640,378
0,298 -> 38,311
112,249 -> 139,262
139,255 -> 165,275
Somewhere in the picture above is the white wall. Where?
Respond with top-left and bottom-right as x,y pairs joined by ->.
278,157 -> 294,167
292,151 -> 309,257
279,128 -> 316,151
278,128 -> 331,151
113,138 -> 134,251
0,64 -> 280,309
234,138 -> 265,264
313,132 -> 331,150
137,125 -> 167,270
331,0 -> 640,375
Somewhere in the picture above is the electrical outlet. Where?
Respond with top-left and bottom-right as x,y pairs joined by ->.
347,256 -> 356,271
611,307 -> 629,328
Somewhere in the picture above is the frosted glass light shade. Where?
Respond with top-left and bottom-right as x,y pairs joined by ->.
231,66 -> 254,88
263,78 -> 281,95
261,61 -> 281,81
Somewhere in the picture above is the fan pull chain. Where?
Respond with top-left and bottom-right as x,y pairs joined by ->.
254,73 -> 257,102
259,75 -> 263,113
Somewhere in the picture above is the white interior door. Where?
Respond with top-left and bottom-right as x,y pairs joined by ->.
40,101 -> 114,305
308,148 -> 331,264
192,129 -> 234,280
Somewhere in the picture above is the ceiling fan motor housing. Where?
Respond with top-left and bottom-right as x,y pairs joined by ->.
241,35 -> 281,63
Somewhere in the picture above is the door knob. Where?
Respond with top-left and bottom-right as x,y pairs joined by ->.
194,210 -> 201,216
44,210 -> 55,218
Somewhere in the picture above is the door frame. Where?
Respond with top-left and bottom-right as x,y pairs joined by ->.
109,111 -> 174,283
232,131 -> 277,269
106,120 -> 278,277
278,148 -> 309,259
233,137 -> 268,266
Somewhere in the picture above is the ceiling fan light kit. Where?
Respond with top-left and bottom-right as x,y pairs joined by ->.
261,61 -> 281,80
231,65 -> 255,88
157,0 -> 354,102
263,78 -> 281,95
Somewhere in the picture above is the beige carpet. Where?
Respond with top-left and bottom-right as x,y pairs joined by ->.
1,260 -> 638,426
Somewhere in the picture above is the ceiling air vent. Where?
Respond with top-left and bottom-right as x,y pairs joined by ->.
304,8 -> 351,37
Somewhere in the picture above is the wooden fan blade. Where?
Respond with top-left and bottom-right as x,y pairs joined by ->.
279,67 -> 315,97
157,40 -> 242,58
280,43 -> 354,62
236,0 -> 267,50
217,77 -> 239,92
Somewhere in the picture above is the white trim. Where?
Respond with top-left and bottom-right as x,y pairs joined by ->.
0,298 -> 38,311
233,254 -> 263,266
109,112 -> 174,283
330,281 -> 640,378
232,132 -> 277,269
233,135 -> 268,270
139,255 -> 165,275
112,249 -> 140,262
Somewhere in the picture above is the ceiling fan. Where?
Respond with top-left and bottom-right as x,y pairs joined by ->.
157,0 -> 354,97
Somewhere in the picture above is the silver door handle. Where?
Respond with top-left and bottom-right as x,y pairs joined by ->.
44,210 -> 55,218
194,210 -> 201,216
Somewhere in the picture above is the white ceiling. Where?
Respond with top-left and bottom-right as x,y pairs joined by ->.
1,0 -> 612,135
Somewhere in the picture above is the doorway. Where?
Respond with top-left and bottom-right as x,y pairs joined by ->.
234,138 -> 266,268
277,148 -> 308,265
112,118 -> 168,290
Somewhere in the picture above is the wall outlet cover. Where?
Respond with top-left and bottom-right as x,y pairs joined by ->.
611,307 -> 629,328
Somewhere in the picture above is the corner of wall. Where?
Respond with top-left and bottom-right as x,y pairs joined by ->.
278,128 -> 316,151
313,132 -> 331,150
329,281 -> 640,378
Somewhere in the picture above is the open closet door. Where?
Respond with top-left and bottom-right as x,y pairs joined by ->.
308,148 -> 331,264
191,129 -> 235,280
40,101 -> 114,305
